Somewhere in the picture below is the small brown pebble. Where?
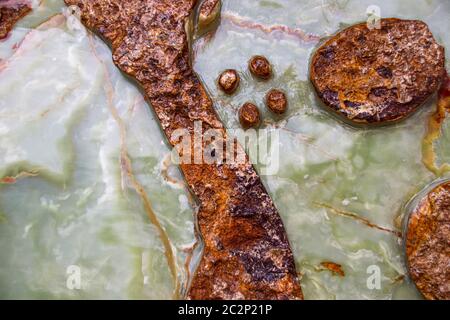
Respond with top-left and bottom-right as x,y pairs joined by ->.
218,69 -> 240,94
239,102 -> 260,129
198,0 -> 221,29
266,89 -> 288,114
249,55 -> 272,80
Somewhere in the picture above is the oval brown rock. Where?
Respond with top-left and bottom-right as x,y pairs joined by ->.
218,69 -> 240,94
310,18 -> 445,125
266,89 -> 288,114
405,180 -> 450,300
239,102 -> 260,129
249,55 -> 272,80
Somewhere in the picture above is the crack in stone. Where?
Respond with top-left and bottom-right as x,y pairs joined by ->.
0,169 -> 39,184
314,201 -> 402,237
87,34 -> 180,299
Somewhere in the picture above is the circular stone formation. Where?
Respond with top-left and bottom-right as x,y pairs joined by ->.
218,69 -> 240,94
310,18 -> 445,125
249,55 -> 272,80
266,89 -> 288,114
405,180 -> 450,300
239,102 -> 260,129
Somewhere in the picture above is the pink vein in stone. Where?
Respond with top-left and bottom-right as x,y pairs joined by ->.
0,14 -> 64,72
222,11 -> 320,43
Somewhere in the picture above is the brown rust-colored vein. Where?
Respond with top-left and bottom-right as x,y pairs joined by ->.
66,0 -> 302,300
318,261 -> 345,277
314,201 -> 402,237
161,153 -> 198,209
181,239 -> 199,295
87,34 -> 180,298
422,72 -> 450,176
161,154 -> 186,189
391,275 -> 405,284
0,170 -> 39,184
162,154 -> 200,295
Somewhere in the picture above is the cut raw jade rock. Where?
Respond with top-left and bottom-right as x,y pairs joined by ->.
63,0 -> 302,299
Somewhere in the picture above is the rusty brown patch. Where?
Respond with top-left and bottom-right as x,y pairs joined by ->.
310,19 -> 445,125
65,0 -> 302,300
0,2 -> 32,40
0,170 -> 39,184
422,72 -> 450,176
319,261 -> 345,277
405,181 -> 450,300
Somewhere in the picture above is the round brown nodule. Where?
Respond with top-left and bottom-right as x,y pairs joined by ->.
218,69 -> 240,94
310,18 -> 445,125
249,55 -> 272,80
239,102 -> 260,129
266,89 -> 288,114
405,180 -> 450,300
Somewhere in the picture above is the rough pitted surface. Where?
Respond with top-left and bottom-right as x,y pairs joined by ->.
266,89 -> 288,114
310,18 -> 445,124
239,102 -> 260,129
64,0 -> 302,300
0,1 -> 32,39
249,55 -> 272,80
218,69 -> 240,94
406,181 -> 450,300
198,0 -> 220,28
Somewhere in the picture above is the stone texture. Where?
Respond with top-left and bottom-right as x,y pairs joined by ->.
0,1 -> 32,39
406,181 -> 450,300
310,18 -> 445,125
63,0 -> 302,300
